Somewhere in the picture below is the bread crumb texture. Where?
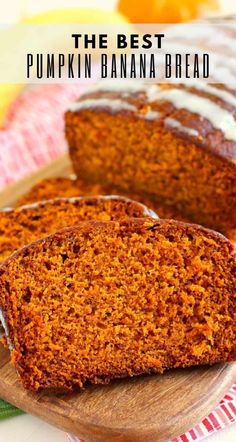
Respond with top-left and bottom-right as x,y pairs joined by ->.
0,196 -> 153,264
16,176 -> 194,224
0,219 -> 235,391
66,110 -> 236,241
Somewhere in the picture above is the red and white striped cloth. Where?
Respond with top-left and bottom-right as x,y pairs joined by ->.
0,83 -> 88,190
0,84 -> 235,441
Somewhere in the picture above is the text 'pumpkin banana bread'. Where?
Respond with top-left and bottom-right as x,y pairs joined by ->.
0,219 -> 235,391
0,196 -> 156,264
65,81 -> 236,240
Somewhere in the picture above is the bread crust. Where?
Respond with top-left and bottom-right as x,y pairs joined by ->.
65,85 -> 236,240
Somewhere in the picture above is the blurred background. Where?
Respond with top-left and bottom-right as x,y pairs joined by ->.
1,0 -> 236,23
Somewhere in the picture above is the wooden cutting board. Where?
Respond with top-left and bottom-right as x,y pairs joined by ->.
0,154 -> 235,442
0,343 -> 235,442
0,154 -> 72,209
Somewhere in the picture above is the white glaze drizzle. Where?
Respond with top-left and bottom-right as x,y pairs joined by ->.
185,82 -> 236,107
165,117 -> 199,137
68,98 -> 137,113
161,41 -> 236,70
211,67 -> 236,89
69,80 -> 236,142
144,110 -> 160,121
74,73 -> 236,101
165,25 -> 236,51
146,86 -> 236,142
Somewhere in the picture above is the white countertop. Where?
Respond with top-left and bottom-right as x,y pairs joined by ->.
0,412 -> 235,442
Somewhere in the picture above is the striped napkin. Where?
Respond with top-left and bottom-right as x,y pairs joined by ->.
0,83 -> 88,191
0,400 -> 23,420
0,83 -> 235,441
67,383 -> 236,442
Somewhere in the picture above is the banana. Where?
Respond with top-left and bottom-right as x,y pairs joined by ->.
21,8 -> 128,25
0,84 -> 23,126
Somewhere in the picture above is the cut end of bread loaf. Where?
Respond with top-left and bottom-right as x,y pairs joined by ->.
0,218 -> 235,391
65,84 -> 236,241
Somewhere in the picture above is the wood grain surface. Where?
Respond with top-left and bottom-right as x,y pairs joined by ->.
0,154 -> 235,442
0,344 -> 235,442
0,153 -> 72,209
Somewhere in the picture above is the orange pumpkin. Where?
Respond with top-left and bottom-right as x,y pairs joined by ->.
117,0 -> 219,23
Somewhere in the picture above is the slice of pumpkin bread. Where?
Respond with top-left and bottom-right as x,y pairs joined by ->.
0,218 -> 235,391
16,176 -> 105,207
0,196 -> 156,264
16,176 -> 187,222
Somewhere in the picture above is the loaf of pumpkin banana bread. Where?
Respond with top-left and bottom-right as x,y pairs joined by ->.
0,196 -> 156,264
65,82 -> 236,240
0,218 -> 235,391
